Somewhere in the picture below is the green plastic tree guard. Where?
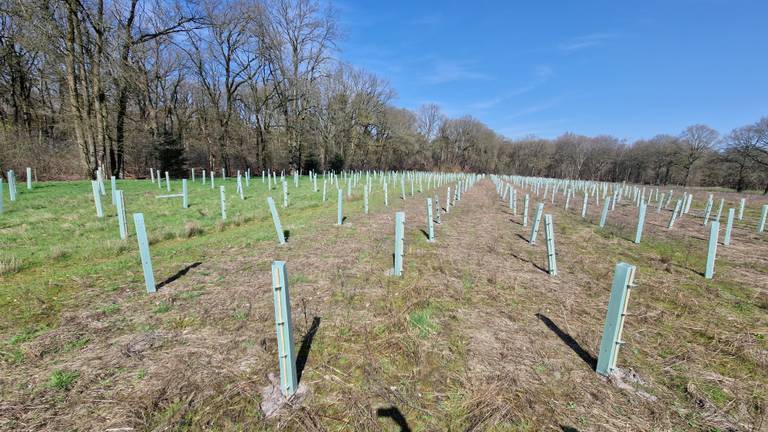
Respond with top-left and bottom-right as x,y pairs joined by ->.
364,186 -> 369,214
282,181 -> 289,208
271,261 -> 298,396
714,198 -> 724,223
91,180 -> 104,218
116,190 -> 127,240
596,262 -> 637,376
445,187 -> 451,213
107,177 -> 116,206
530,203 -> 544,244
0,178 -> 4,213
133,213 -> 156,293
634,201 -> 647,244
738,198 -> 746,221
544,214 -> 557,276
705,221 -> 719,279
182,179 -> 189,209
523,194 -> 530,227
703,198 -> 713,225
427,198 -> 435,242
337,189 -> 343,225
723,208 -> 735,246
392,212 -> 405,276
758,204 -> 768,233
220,186 -> 227,220
581,194 -> 588,219
267,197 -> 286,244
512,189 -> 518,216
668,199 -> 682,229
599,197 -> 611,228
165,171 -> 170,192
7,170 -> 16,201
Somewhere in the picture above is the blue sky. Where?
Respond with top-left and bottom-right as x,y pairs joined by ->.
335,0 -> 768,141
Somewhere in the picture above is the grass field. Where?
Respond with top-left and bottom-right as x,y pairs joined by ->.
0,175 -> 766,431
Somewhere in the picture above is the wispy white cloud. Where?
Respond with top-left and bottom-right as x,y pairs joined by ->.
467,65 -> 554,110
506,99 -> 560,120
423,60 -> 489,84
558,33 -> 617,51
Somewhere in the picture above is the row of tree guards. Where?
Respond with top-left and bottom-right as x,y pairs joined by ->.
492,173 -> 767,378
3,166 -> 765,398
127,170 -> 480,398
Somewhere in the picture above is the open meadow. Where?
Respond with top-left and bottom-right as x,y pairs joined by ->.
0,172 -> 766,431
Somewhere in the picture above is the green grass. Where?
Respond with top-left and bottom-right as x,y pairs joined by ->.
410,306 -> 439,337
0,176 -> 382,336
48,369 -> 79,391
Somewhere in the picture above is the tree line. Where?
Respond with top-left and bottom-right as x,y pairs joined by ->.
1,0 -> 767,191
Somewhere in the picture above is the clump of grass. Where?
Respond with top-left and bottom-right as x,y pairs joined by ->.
215,220 -> 227,232
100,303 -> 120,315
50,246 -> 71,261
184,221 -> 203,238
410,307 -> 438,338
162,229 -> 177,241
0,255 -> 22,275
153,302 -> 172,314
8,325 -> 48,345
63,336 -> 90,352
48,369 -> 79,391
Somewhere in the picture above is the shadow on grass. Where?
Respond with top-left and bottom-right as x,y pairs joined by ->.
377,406 -> 411,432
157,262 -> 202,289
296,316 -> 321,383
510,251 -> 548,274
283,229 -> 291,242
536,313 -> 597,371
